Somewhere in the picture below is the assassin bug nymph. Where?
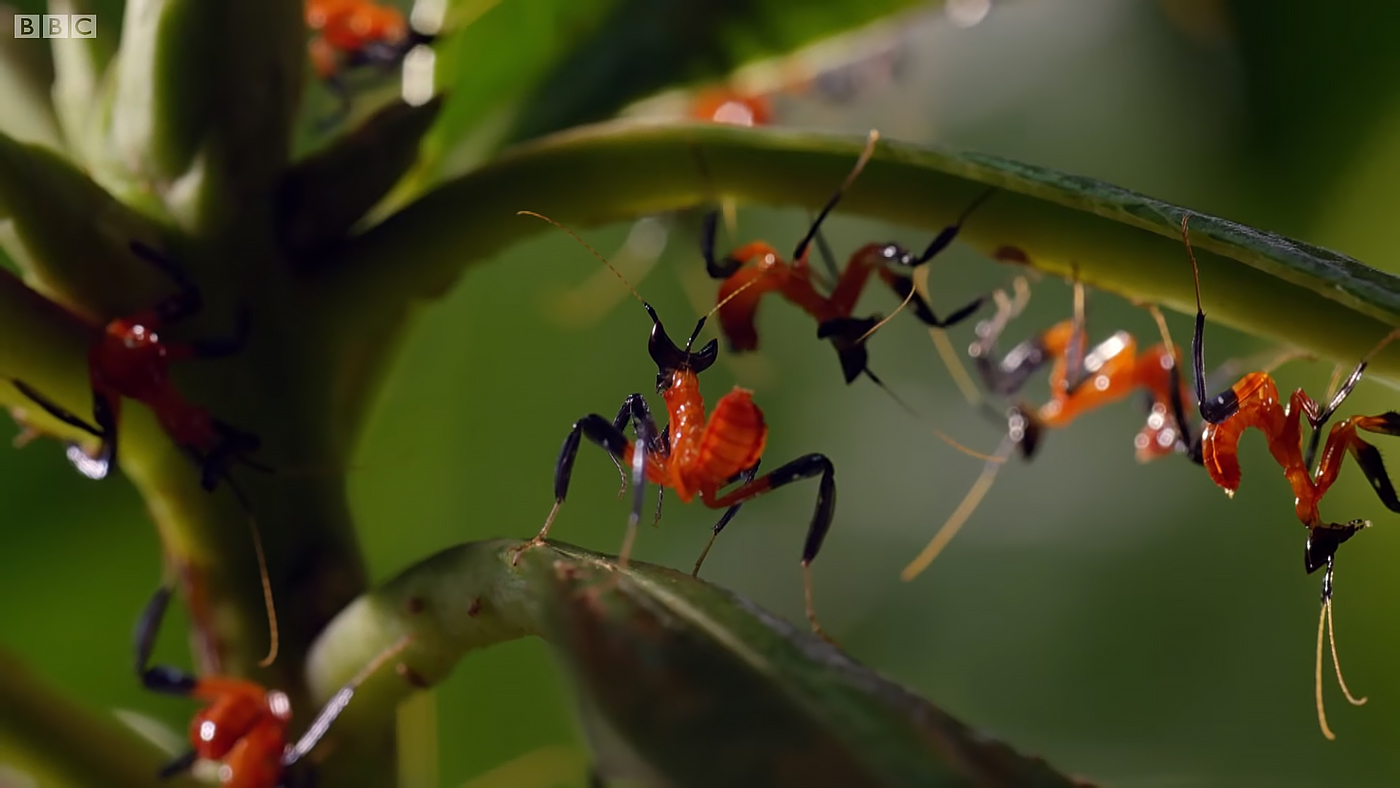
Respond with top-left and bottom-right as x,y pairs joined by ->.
513,211 -> 839,639
12,241 -> 263,490
11,240 -> 281,666
134,584 -> 413,788
702,130 -> 989,388
1182,214 -> 1400,739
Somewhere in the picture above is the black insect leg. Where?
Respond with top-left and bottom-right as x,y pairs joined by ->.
514,395 -> 659,563
1180,216 -> 1241,425
882,271 -> 984,329
710,453 -> 837,636
1346,413 -> 1400,512
700,210 -> 745,278
691,461 -> 761,577
133,585 -> 198,696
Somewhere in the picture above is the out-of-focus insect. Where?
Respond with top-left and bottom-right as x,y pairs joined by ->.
514,211 -> 839,640
1182,214 -> 1400,740
10,241 -> 280,665
305,0 -> 437,124
134,585 -> 413,788
901,271 -> 1196,580
703,130 -> 987,389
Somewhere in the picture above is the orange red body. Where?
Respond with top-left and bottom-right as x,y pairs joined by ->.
689,87 -> 774,127
306,0 -> 410,79
1027,319 -> 1190,462
92,314 -> 220,452
714,242 -> 910,354
185,678 -> 291,788
624,367 -> 769,507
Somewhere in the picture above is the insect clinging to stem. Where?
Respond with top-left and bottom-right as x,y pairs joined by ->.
513,210 -> 840,640
1182,213 -> 1400,740
10,240 -> 281,667
134,584 -> 414,788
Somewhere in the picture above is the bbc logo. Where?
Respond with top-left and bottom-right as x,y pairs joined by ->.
13,14 -> 97,39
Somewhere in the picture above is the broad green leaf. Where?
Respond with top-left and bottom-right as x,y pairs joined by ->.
389,0 -> 927,210
279,97 -> 444,253
0,132 -> 167,319
111,0 -> 302,232
305,539 -> 1084,788
504,0 -> 929,144
329,122 -> 1400,392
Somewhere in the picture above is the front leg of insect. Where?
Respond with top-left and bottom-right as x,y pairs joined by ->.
511,394 -> 660,566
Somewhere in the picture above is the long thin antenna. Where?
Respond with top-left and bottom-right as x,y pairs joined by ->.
1329,599 -> 1367,707
1316,601 -> 1336,740
519,211 -> 646,306
225,479 -> 279,668
855,283 -> 917,344
900,435 -> 1016,581
284,634 -> 416,766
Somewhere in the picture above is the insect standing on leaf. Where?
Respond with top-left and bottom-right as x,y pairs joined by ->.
1181,214 -> 1400,740
514,211 -> 839,640
900,270 -> 1197,581
305,0 -> 437,124
703,130 -> 987,390
10,240 -> 281,667
134,584 -> 414,788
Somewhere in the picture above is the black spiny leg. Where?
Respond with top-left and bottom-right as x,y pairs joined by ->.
131,585 -> 202,778
192,420 -> 263,492
701,211 -> 744,279
1347,413 -> 1400,513
1303,335 -> 1397,469
1181,216 -> 1240,425
710,453 -> 837,637
692,461 -> 761,576
133,586 -> 198,696
515,395 -> 659,563
882,271 -> 984,329
883,186 -> 998,272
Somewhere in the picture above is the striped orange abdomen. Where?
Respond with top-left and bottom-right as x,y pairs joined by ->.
695,388 -> 767,486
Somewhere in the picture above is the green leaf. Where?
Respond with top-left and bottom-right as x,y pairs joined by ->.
111,0 -> 302,231
0,131 -> 168,319
328,122 -> 1400,389
503,0 -> 929,144
305,540 -> 1084,788
388,0 -> 927,210
278,97 -> 444,253
0,9 -> 62,149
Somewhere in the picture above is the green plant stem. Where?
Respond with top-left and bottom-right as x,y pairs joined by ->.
0,647 -> 200,788
329,122 -> 1400,387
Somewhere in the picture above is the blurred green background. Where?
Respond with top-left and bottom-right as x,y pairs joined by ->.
5,0 -> 1400,785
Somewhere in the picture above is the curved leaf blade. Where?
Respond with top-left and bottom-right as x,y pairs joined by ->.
331,122 -> 1400,387
305,539 -> 1085,788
